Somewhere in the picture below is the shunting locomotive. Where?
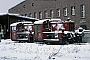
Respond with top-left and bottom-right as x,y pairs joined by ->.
34,18 -> 77,44
10,21 -> 34,42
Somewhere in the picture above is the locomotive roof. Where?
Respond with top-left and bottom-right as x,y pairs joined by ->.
34,19 -> 49,24
34,19 -> 62,24
10,21 -> 33,26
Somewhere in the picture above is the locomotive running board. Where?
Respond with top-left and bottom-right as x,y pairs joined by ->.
17,38 -> 28,41
44,39 -> 59,41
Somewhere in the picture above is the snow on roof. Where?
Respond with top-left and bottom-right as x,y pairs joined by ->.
34,19 -> 50,24
19,15 -> 39,20
50,19 -> 62,23
10,21 -> 33,26
50,18 -> 61,21
0,13 -> 39,21
34,18 -> 62,24
64,20 -> 74,23
0,13 -> 20,16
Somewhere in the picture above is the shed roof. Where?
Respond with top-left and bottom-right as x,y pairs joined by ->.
0,13 -> 39,22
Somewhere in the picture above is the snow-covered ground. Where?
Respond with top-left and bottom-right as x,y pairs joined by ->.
0,39 -> 90,60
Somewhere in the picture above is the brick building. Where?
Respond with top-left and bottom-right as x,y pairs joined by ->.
8,0 -> 90,29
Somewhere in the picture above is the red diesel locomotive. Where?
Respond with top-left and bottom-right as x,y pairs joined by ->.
10,21 -> 34,42
34,19 -> 75,44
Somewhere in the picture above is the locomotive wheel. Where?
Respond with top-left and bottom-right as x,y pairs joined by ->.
28,39 -> 31,43
28,38 -> 31,43
19,41 -> 25,43
78,40 -> 82,43
28,38 -> 33,43
47,42 -> 51,45
44,41 -> 51,45
44,41 -> 47,44
65,41 -> 69,45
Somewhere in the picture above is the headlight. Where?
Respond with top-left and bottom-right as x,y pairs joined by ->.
26,36 -> 28,38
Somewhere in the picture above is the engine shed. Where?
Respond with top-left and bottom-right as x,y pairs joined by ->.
0,13 -> 38,39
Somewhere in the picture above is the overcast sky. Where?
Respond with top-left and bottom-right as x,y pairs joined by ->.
0,0 -> 24,13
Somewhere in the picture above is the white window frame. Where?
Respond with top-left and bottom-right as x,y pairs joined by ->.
63,8 -> 67,16
57,9 -> 60,17
39,11 -> 42,19
81,5 -> 85,18
29,13 -> 32,17
34,12 -> 37,18
50,10 -> 54,18
44,11 -> 48,18
71,6 -> 75,16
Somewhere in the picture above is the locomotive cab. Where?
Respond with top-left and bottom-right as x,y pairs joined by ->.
10,21 -> 34,42
43,19 -> 75,44
34,19 -> 50,42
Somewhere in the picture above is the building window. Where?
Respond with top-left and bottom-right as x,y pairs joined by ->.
50,10 -> 54,18
71,6 -> 75,16
63,8 -> 67,16
57,9 -> 60,17
29,13 -> 32,17
44,11 -> 48,18
23,5 -> 25,8
34,12 -> 37,18
32,3 -> 34,6
25,14 -> 27,16
39,11 -> 42,19
80,5 -> 85,18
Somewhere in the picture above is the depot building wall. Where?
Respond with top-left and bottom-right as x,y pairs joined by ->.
9,0 -> 90,29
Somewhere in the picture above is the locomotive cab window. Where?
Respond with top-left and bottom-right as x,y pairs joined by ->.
17,24 -> 23,30
43,23 -> 48,29
12,26 -> 16,32
43,21 -> 49,29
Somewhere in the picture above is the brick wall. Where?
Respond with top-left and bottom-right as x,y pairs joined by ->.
9,0 -> 90,29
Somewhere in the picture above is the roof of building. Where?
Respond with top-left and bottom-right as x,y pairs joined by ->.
0,13 -> 39,22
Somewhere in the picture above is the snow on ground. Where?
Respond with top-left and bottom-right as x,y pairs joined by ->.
0,39 -> 90,60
